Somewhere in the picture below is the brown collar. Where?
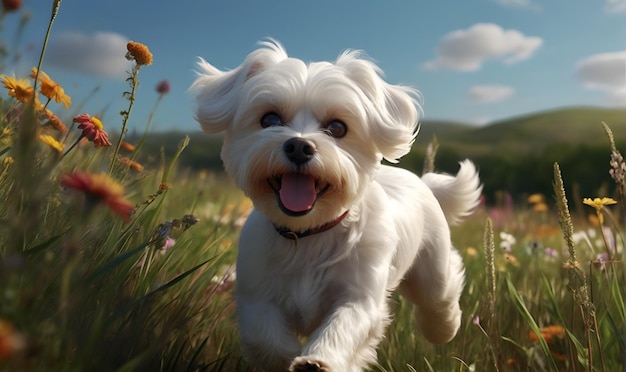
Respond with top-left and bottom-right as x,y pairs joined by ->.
274,210 -> 350,240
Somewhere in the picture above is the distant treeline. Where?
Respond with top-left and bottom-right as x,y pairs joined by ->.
401,143 -> 620,205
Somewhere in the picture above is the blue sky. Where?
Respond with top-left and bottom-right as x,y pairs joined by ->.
2,0 -> 625,132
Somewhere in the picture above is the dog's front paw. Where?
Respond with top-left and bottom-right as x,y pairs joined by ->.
289,357 -> 331,372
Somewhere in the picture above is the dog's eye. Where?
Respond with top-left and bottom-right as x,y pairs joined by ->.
323,120 -> 347,138
260,112 -> 283,128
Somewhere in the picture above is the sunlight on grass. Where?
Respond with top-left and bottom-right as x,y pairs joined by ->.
0,2 -> 623,371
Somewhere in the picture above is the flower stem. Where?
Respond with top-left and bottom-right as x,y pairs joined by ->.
109,65 -> 140,175
62,134 -> 84,158
32,0 -> 61,92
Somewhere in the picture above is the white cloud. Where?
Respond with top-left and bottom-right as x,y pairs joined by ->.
605,0 -> 626,12
577,51 -> 626,107
577,51 -> 626,90
467,85 -> 515,103
424,23 -> 543,71
46,31 -> 132,77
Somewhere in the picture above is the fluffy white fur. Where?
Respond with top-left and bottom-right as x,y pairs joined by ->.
191,40 -> 482,372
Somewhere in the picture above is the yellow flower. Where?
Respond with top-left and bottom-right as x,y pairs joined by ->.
126,41 -> 153,66
0,75 -> 41,109
583,197 -> 617,224
528,193 -> 545,204
465,246 -> 478,257
583,197 -> 617,209
31,68 -> 72,109
38,134 -> 64,153
532,202 -> 548,213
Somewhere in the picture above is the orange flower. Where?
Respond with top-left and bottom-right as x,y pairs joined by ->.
0,318 -> 26,358
118,156 -> 144,172
30,68 -> 71,109
0,74 -> 42,109
120,141 -> 136,152
126,41 -> 153,66
62,172 -> 134,221
43,109 -> 68,134
73,114 -> 112,147
529,324 -> 565,344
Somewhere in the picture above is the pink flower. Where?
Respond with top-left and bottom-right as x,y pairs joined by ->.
160,237 -> 176,252
155,80 -> 170,95
73,114 -> 112,147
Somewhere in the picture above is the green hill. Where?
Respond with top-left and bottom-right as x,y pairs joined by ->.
413,106 -> 625,157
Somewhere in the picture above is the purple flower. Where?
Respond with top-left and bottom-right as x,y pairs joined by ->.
155,80 -> 170,95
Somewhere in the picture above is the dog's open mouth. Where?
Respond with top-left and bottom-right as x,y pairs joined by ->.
268,174 -> 329,216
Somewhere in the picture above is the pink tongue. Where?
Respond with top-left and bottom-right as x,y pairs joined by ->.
279,174 -> 317,212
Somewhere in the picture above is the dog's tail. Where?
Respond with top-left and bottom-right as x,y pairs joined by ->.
421,160 -> 482,225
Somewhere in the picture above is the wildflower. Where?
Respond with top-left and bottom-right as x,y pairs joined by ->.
151,214 -> 199,252
527,193 -> 545,205
472,315 -> 481,326
42,109 -> 68,134
609,150 -> 626,185
465,246 -> 478,257
120,141 -> 136,152
73,114 -> 112,147
38,134 -> 64,153
0,74 -> 41,108
0,318 -> 26,358
211,265 -> 236,293
61,172 -> 134,221
594,252 -> 609,272
126,41 -> 153,66
583,197 -> 617,224
30,68 -> 71,109
155,80 -> 170,95
1,0 -> 22,12
544,247 -> 559,258
532,202 -> 548,212
118,156 -> 144,172
499,231 -> 516,252
504,253 -> 518,266
528,324 -> 567,361
161,236 -> 176,252
529,324 -> 565,344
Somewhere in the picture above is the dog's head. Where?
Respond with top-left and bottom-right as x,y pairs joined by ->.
191,40 -> 421,231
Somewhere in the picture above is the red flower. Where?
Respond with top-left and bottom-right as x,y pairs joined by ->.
62,172 -> 134,221
73,114 -> 112,147
1,0 -> 22,12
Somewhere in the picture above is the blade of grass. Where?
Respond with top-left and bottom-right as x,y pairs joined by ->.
505,275 -> 560,371
107,256 -> 217,323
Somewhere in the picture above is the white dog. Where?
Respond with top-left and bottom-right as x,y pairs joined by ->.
191,40 -> 482,372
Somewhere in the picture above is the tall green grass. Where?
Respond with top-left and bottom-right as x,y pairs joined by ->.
0,3 -> 623,371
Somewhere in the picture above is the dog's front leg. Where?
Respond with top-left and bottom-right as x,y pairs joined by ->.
238,298 -> 301,371
290,298 -> 387,372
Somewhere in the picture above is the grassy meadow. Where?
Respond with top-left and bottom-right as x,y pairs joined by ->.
0,3 -> 624,371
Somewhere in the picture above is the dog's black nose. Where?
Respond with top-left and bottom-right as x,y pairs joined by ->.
283,137 -> 316,165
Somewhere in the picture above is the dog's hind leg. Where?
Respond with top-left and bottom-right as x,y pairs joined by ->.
398,227 -> 465,344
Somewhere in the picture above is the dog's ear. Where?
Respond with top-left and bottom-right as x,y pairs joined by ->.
337,52 -> 421,163
191,40 -> 288,133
